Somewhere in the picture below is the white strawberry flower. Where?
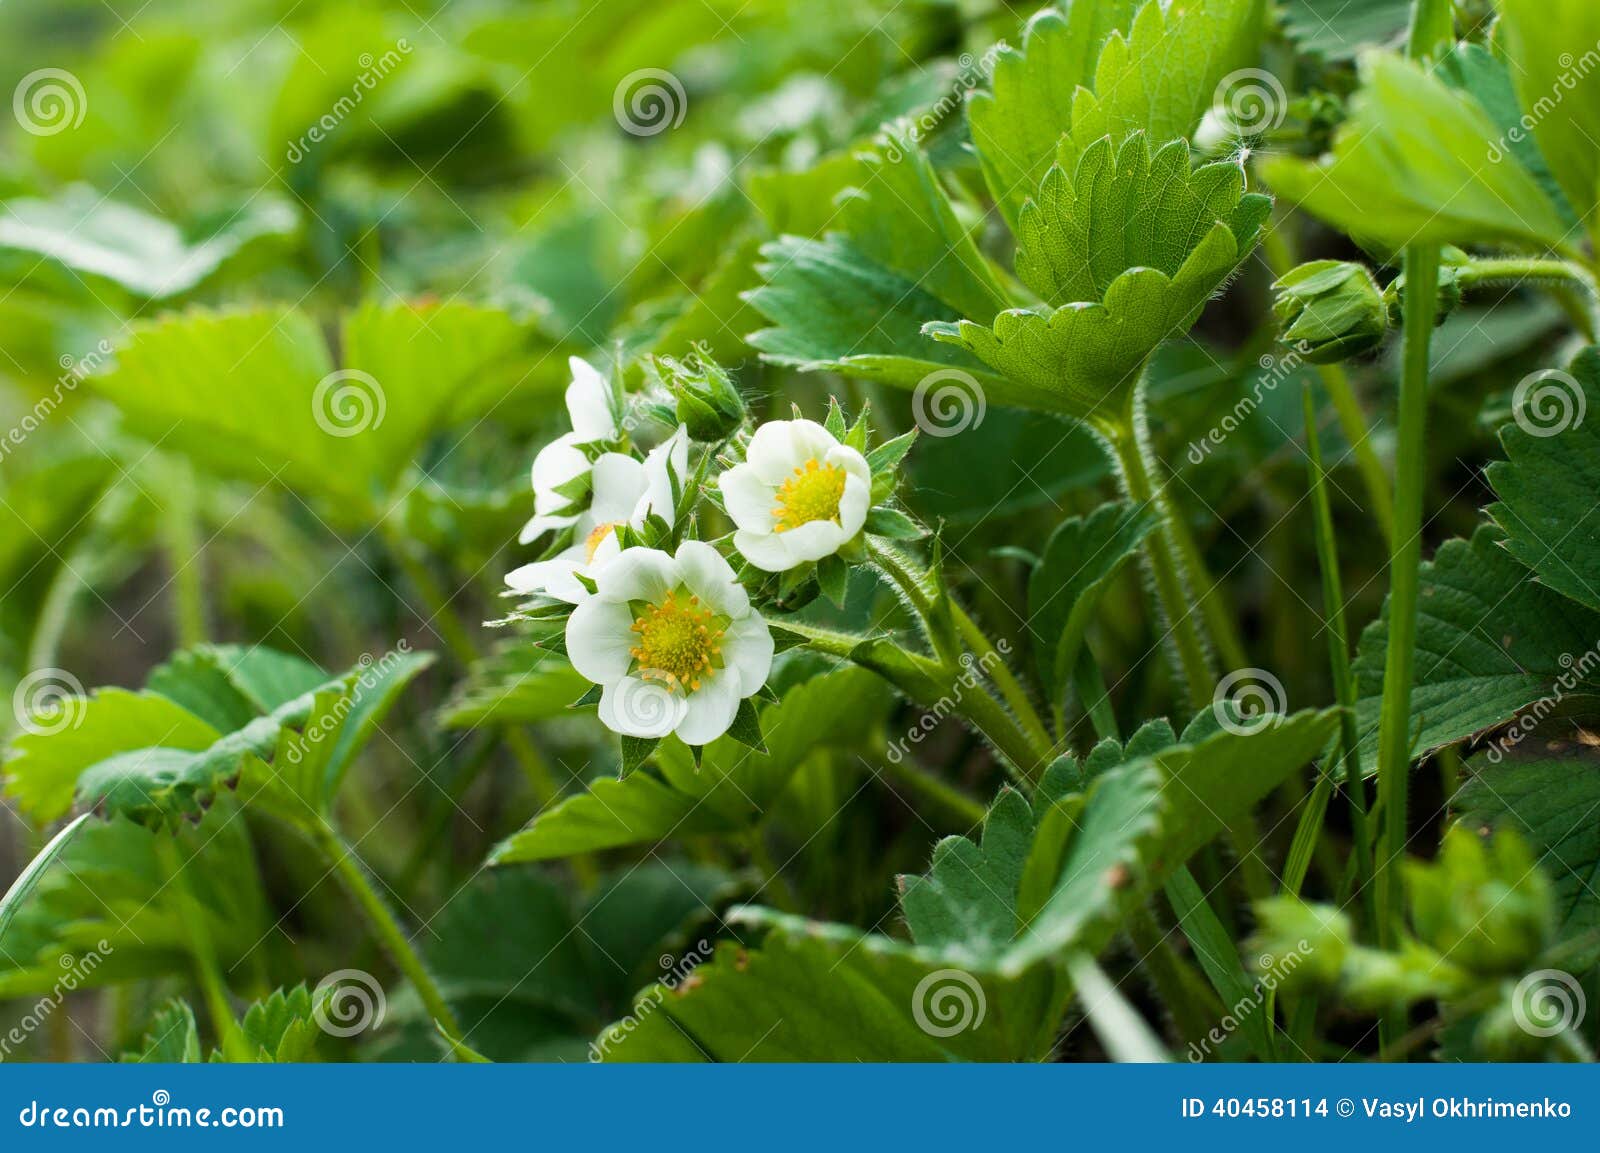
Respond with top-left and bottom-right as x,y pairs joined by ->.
506,426 -> 690,603
565,540 -> 774,745
718,418 -> 871,572
518,357 -> 622,544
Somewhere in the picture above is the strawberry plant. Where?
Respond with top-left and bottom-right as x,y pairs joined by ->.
1,0 -> 1596,1064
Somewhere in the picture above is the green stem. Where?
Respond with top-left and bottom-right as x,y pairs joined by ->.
159,839 -> 240,1056
1317,362 -> 1396,545
950,602 -> 1054,757
311,823 -> 468,1050
957,679 -> 1052,783
1303,388 -> 1377,934
164,460 -> 208,648
1375,244 -> 1440,970
1455,257 -> 1600,340
1104,390 -> 1215,714
870,750 -> 988,828
1407,0 -> 1454,58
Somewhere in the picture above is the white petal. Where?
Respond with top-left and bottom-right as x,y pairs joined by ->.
598,676 -> 686,738
674,540 -> 748,617
674,670 -> 742,745
773,519 -> 846,565
837,472 -> 870,540
717,463 -> 776,533
531,434 -> 588,510
589,453 -> 647,520
518,511 -> 578,545
566,357 -> 618,442
733,527 -> 801,572
505,552 -> 583,597
593,547 -> 676,604
636,424 -> 689,523
745,420 -> 806,483
749,418 -> 840,480
565,598 -> 636,683
722,613 -> 774,694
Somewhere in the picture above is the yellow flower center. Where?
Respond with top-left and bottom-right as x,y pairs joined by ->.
772,458 -> 846,533
629,589 -> 724,693
584,521 -> 620,564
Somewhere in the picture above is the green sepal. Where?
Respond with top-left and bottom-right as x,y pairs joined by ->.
817,553 -> 849,608
843,402 -> 871,453
571,683 -> 603,708
864,428 -> 916,474
823,396 -> 847,439
619,736 -> 659,778
769,625 -> 811,655
724,698 -> 767,753
864,506 -> 926,540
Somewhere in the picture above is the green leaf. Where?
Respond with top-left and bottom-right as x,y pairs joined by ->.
1058,0 -> 1267,170
3,690 -> 221,824
438,639 -> 595,729
1498,0 -> 1600,243
1352,526 -> 1600,773
927,136 -> 1267,422
968,3 -> 1142,231
1001,707 -> 1342,974
0,806 -> 271,998
92,302 -> 538,523
397,862 -> 741,1061
1281,0 -> 1410,61
899,786 -> 1033,955
0,186 -> 296,300
1456,742 -> 1600,943
745,233 -> 1004,390
236,985 -> 323,1062
837,127 -> 1009,323
1028,501 -> 1158,699
1487,347 -> 1600,614
490,669 -> 890,862
596,923 -> 1065,1062
1263,52 -> 1572,254
121,999 -> 202,1063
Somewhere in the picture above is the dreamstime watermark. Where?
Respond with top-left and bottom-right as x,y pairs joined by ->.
1210,68 -> 1289,137
1211,668 -> 1287,736
0,339 -> 114,467
0,942 -> 112,1062
588,939 -> 714,1059
885,643 -> 1011,765
1186,938 -> 1312,1061
912,368 -> 986,438
613,68 -> 687,137
1483,640 -> 1600,764
1511,368 -> 1585,438
311,968 -> 386,1037
882,42 -> 1007,161
1187,342 -> 1310,465
911,968 -> 986,1037
11,668 -> 87,736
1511,969 -> 1587,1038
282,640 -> 413,766
311,368 -> 386,438
12,68 -> 86,136
17,1090 -> 283,1129
1487,40 -> 1600,165
284,39 -> 414,163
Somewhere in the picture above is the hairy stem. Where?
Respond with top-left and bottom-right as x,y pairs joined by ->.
1104,388 -> 1216,714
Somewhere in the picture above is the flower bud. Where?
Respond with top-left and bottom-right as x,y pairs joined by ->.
656,354 -> 746,441
1271,260 -> 1388,363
